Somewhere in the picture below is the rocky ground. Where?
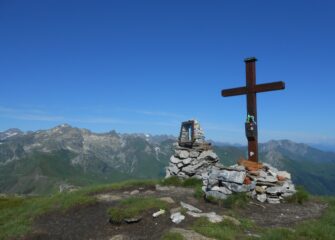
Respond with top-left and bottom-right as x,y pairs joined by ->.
22,185 -> 328,240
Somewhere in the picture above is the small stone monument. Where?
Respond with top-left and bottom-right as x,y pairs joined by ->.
165,120 -> 221,179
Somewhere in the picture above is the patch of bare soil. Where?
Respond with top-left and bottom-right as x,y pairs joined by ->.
239,200 -> 328,228
23,186 -> 328,240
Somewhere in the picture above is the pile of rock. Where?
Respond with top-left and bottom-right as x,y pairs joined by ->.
165,120 -> 220,179
166,147 -> 220,179
202,162 -> 296,204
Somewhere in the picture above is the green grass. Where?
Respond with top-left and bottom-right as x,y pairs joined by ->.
192,217 -> 253,240
286,186 -> 310,204
0,179 -> 158,240
160,176 -> 202,187
161,231 -> 185,240
108,196 -> 169,224
1,178 -> 335,240
206,192 -> 249,209
160,176 -> 204,198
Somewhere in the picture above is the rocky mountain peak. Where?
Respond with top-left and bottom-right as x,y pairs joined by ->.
0,128 -> 24,140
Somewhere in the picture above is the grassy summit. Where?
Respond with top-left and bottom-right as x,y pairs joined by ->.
0,178 -> 334,240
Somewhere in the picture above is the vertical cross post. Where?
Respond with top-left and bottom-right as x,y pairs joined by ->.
245,57 -> 258,162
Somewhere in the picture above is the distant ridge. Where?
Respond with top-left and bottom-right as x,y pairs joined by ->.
1,124 -> 335,195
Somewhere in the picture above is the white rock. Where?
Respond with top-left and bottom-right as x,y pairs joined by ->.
198,151 -> 218,160
130,190 -> 139,195
266,186 -> 283,195
267,197 -> 281,204
268,170 -> 277,177
282,182 -> 296,193
180,201 -> 202,213
256,193 -> 267,203
211,186 -> 232,195
168,164 -> 180,175
170,212 -> 185,224
177,171 -> 188,178
259,170 -> 268,178
206,190 -> 227,200
186,211 -> 223,223
177,163 -> 184,168
182,158 -> 192,165
258,176 -> 278,183
153,209 -> 165,218
176,150 -> 190,159
170,156 -> 181,164
218,170 -> 247,184
182,162 -> 204,174
189,151 -> 200,158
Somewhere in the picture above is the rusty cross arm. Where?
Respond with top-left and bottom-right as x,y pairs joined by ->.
221,81 -> 285,97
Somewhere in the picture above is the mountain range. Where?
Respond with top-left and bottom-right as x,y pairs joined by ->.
1,124 -> 335,195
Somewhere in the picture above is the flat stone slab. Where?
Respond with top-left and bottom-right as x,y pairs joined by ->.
199,150 -> 218,160
218,170 -> 246,184
180,201 -> 202,213
159,197 -> 175,204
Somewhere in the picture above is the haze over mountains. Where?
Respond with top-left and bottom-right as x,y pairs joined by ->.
1,124 -> 335,195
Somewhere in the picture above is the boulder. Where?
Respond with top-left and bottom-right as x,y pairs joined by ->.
218,170 -> 246,184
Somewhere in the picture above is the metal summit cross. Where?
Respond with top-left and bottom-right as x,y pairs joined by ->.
221,57 -> 285,163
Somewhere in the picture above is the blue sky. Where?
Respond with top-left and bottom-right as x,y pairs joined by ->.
0,0 -> 334,146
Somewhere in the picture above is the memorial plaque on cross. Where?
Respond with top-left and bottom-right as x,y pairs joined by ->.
221,57 -> 285,163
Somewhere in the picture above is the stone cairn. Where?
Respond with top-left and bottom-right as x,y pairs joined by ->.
166,120 -> 296,204
202,161 -> 296,204
165,120 -> 221,179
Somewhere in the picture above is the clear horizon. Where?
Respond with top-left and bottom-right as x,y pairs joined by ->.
1,1 -> 334,147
